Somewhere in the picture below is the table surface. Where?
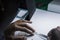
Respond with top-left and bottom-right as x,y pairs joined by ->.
12,9 -> 60,40
28,9 -> 60,35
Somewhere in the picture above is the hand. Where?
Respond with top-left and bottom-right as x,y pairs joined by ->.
4,20 -> 35,40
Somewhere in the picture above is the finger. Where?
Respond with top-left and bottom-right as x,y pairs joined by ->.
15,26 -> 34,36
15,20 -> 32,24
21,20 -> 32,23
26,24 -> 35,32
23,24 -> 35,32
15,24 -> 34,35
22,27 -> 34,36
16,24 -> 35,32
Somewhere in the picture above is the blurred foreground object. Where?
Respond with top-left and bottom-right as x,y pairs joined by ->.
48,26 -> 60,40
48,0 -> 60,13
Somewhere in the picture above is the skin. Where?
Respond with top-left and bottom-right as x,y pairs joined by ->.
4,20 -> 35,40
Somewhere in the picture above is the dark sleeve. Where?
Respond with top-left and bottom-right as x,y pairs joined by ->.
0,0 -> 19,30
0,0 -> 19,40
